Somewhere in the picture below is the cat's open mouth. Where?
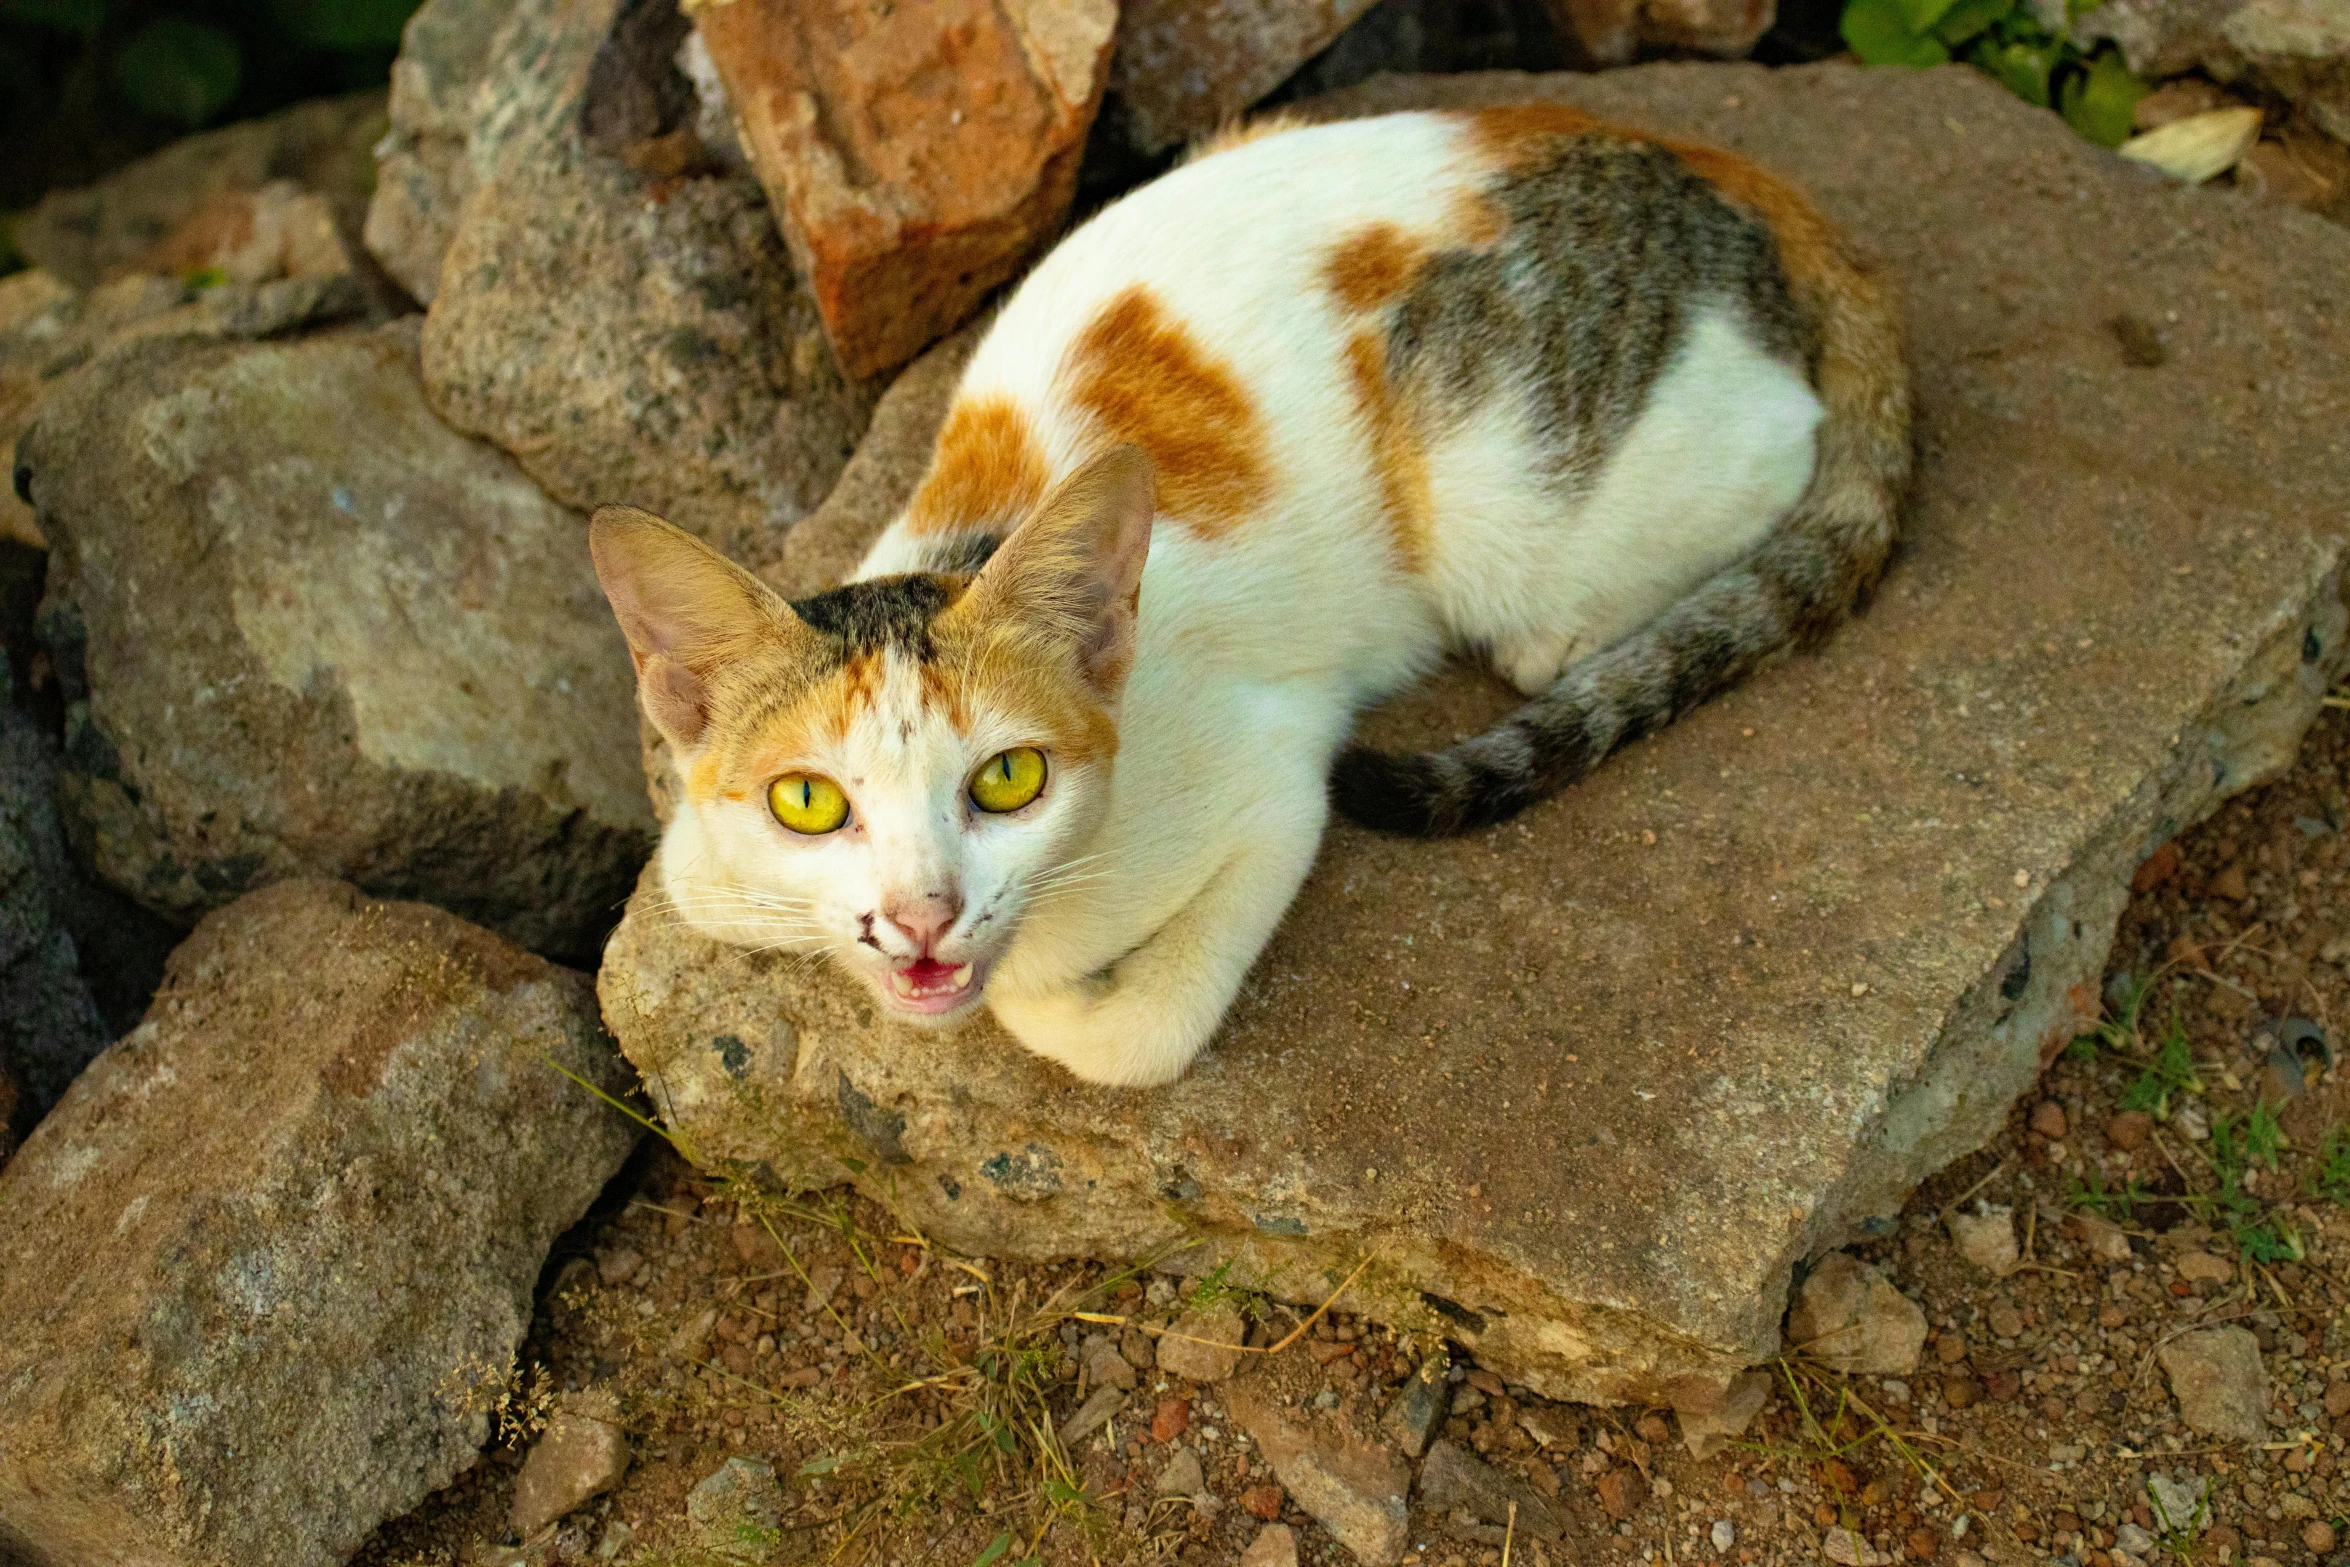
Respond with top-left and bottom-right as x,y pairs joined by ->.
884,956 -> 982,1014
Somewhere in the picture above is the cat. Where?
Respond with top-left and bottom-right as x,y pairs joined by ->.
590,102 -> 1912,1089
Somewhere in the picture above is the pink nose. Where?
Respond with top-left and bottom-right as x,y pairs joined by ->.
882,893 -> 962,952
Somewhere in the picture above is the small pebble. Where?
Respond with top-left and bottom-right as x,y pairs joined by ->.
1712,1519 -> 1736,1552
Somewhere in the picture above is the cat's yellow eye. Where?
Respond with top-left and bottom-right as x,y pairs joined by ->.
969,748 -> 1047,814
769,774 -> 849,835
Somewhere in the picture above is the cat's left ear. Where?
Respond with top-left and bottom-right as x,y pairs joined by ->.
964,444 -> 1156,696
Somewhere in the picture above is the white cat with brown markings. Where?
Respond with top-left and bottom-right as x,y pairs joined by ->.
590,103 -> 1911,1087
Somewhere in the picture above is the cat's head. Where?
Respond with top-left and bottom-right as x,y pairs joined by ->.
590,446 -> 1154,1023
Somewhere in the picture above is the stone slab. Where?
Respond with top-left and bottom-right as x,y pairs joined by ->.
0,881 -> 640,1567
596,63 -> 2350,1406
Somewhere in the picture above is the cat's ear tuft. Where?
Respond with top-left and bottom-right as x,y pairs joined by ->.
965,444 -> 1156,695
589,505 -> 792,749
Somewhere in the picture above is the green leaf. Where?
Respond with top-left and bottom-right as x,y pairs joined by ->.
972,1533 -> 1013,1567
1896,0 -> 1963,32
1932,0 -> 2014,46
1842,0 -> 1952,64
110,18 -> 241,128
1,0 -> 105,37
797,1454 -> 842,1477
2060,47 -> 2151,147
1974,36 -> 2059,106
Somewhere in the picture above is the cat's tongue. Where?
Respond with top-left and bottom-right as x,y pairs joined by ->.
889,957 -> 975,1008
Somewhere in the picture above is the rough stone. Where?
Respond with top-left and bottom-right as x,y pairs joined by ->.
1156,1445 -> 1206,1497
1541,0 -> 1774,66
685,1457 -> 784,1556
1417,1438 -> 1566,1539
395,0 -> 870,557
1597,1465 -> 1650,1520
2175,1248 -> 2235,1282
2226,0 -> 2350,143
1241,1523 -> 1301,1567
2066,1210 -> 2136,1263
0,880 -> 640,1567
0,268 -> 370,550
2159,1327 -> 2269,1442
1086,1337 -> 1139,1391
1060,1384 -> 1126,1447
694,0 -> 1115,378
1787,1255 -> 1926,1375
364,0 -> 524,303
1680,1368 -> 1773,1459
1947,1207 -> 2022,1276
1109,0 -> 1384,154
2148,1473 -> 2210,1533
1379,1348 -> 1450,1459
1157,1301 -> 1249,1383
18,324 -> 654,962
511,1388 -> 632,1538
594,63 -> 2350,1407
0,704 -> 175,1113
14,93 -> 387,289
1226,1382 -> 1410,1565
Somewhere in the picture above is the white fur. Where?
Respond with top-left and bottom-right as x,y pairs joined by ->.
661,113 -> 1823,1087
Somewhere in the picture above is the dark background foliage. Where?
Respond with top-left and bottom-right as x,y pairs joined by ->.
0,0 -> 422,224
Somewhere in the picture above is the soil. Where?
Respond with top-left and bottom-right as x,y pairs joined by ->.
358,708 -> 2350,1567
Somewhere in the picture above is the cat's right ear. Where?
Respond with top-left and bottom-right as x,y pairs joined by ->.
589,506 -> 793,749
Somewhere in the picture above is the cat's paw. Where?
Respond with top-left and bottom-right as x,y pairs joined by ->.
1494,628 -> 1584,696
990,983 -> 1206,1089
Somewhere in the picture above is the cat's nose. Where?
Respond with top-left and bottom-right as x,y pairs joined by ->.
881,892 -> 963,952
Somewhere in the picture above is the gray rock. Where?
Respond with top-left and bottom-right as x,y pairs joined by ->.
20,322 -> 654,962
1,269 -> 370,551
1058,1383 -> 1126,1447
1379,1348 -> 1450,1459
1946,1206 -> 2021,1276
1156,1302 -> 1248,1384
1156,1445 -> 1206,1496
686,1457 -> 784,1559
2147,1472 -> 2210,1534
1085,1337 -> 1138,1391
385,0 -> 871,558
1416,1438 -> 1565,1540
2222,0 -> 2350,144
1227,1382 -> 1410,1566
0,703 -> 175,1112
2159,1327 -> 2269,1443
1108,0 -> 1383,154
364,0 -> 525,303
594,62 -> 2350,1408
1241,1523 -> 1301,1567
0,880 -> 640,1567
15,94 -> 387,289
1787,1255 -> 1927,1376
1680,1368 -> 1773,1460
511,1388 -> 632,1538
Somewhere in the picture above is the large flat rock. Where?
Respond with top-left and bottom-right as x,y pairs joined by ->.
0,881 -> 640,1567
597,63 -> 2350,1407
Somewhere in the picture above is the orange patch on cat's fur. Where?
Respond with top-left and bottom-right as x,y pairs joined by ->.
1343,331 -> 1433,573
1066,286 -> 1269,536
907,394 -> 1050,535
1459,102 -> 1607,168
1322,222 -> 1427,314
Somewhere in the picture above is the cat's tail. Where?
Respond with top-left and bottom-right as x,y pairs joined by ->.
1330,186 -> 1912,838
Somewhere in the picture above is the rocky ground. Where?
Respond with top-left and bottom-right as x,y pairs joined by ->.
353,706 -> 2350,1566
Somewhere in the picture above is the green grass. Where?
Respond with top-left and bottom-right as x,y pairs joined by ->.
2119,1014 -> 2203,1119
2065,1167 -> 2150,1222
2307,1128 -> 2350,1205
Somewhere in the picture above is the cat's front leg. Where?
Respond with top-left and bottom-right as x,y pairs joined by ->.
990,784 -> 1327,1088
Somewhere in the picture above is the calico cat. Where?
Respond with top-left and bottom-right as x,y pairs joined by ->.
590,103 -> 1911,1088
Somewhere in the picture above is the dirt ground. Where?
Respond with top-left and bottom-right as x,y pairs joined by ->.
359,707 -> 2350,1567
